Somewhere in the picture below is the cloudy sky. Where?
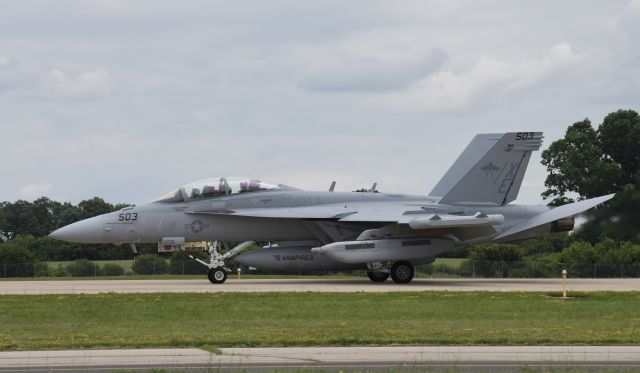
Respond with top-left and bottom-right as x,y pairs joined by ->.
1,0 -> 639,205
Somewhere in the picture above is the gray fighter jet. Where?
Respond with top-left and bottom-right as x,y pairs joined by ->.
50,132 -> 614,284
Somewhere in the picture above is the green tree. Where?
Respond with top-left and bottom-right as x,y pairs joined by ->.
78,197 -> 115,219
65,259 -> 97,277
0,196 -> 137,261
598,109 -> 640,185
132,254 -> 168,275
100,263 -> 125,276
540,109 -> 640,244
0,236 -> 37,277
0,200 -> 45,239
460,244 -> 524,277
0,202 -> 7,242
518,233 -> 573,256
541,119 -> 622,204
169,251 -> 209,275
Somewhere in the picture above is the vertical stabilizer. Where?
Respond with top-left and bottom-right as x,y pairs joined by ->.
431,132 -> 543,205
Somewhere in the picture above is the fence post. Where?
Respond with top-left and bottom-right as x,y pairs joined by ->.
501,261 -> 504,278
472,261 -> 475,278
94,263 -> 97,277
33,263 -> 36,278
594,263 -> 597,278
153,260 -> 156,275
441,262 -> 445,276
3,264 -> 5,278
182,260 -> 185,275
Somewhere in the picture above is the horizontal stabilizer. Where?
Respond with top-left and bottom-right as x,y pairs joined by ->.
494,194 -> 615,240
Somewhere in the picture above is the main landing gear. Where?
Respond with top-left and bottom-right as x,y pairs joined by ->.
366,261 -> 415,284
366,271 -> 389,282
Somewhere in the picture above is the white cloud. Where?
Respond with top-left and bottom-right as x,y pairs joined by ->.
367,43 -> 581,113
18,182 -> 52,200
625,0 -> 640,17
41,68 -> 112,98
0,57 -> 113,100
0,1 -> 638,205
0,55 -> 27,93
294,33 -> 447,92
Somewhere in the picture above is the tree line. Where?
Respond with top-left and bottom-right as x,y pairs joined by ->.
0,197 -> 160,266
438,109 -> 640,276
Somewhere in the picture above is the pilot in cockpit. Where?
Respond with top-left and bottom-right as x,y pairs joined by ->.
218,178 -> 231,195
201,185 -> 217,197
190,188 -> 201,199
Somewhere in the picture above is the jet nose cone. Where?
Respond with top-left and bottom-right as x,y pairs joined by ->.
49,216 -> 104,243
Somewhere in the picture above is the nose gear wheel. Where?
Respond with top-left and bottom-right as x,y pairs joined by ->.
208,267 -> 227,284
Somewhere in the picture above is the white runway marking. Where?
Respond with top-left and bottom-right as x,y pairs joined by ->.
0,277 -> 639,294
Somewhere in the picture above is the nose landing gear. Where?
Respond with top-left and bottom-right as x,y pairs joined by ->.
208,267 -> 227,284
189,241 -> 253,284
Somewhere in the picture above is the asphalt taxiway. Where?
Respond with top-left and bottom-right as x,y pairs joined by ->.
0,346 -> 639,372
0,277 -> 639,294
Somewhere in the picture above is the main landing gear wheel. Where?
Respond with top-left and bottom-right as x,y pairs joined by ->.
367,271 -> 389,283
208,267 -> 227,284
390,261 -> 414,284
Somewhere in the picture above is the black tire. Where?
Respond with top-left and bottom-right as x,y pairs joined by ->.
390,261 -> 414,284
367,271 -> 389,283
208,267 -> 227,284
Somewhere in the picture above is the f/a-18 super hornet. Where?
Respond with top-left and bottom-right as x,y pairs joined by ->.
50,132 -> 614,284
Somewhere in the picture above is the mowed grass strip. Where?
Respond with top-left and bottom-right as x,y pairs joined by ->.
0,292 -> 639,350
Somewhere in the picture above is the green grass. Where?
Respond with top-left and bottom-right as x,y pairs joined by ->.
47,259 -> 134,271
432,257 -> 467,269
0,291 -> 639,350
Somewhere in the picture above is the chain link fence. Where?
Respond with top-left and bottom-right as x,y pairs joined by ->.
0,258 -> 207,278
419,260 -> 640,278
1,259 -> 640,278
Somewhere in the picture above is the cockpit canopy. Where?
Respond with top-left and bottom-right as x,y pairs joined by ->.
154,177 -> 297,203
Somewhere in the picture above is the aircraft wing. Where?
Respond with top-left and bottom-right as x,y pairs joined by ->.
190,202 -> 504,229
188,205 -> 358,219
494,194 -> 615,241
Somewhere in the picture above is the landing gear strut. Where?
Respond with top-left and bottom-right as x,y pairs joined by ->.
390,261 -> 414,284
189,241 -> 253,284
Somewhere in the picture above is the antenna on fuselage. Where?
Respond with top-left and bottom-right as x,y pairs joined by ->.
329,181 -> 336,192
129,243 -> 138,257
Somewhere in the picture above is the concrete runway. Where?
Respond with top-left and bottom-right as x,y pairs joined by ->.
0,278 -> 639,294
1,346 -> 639,372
